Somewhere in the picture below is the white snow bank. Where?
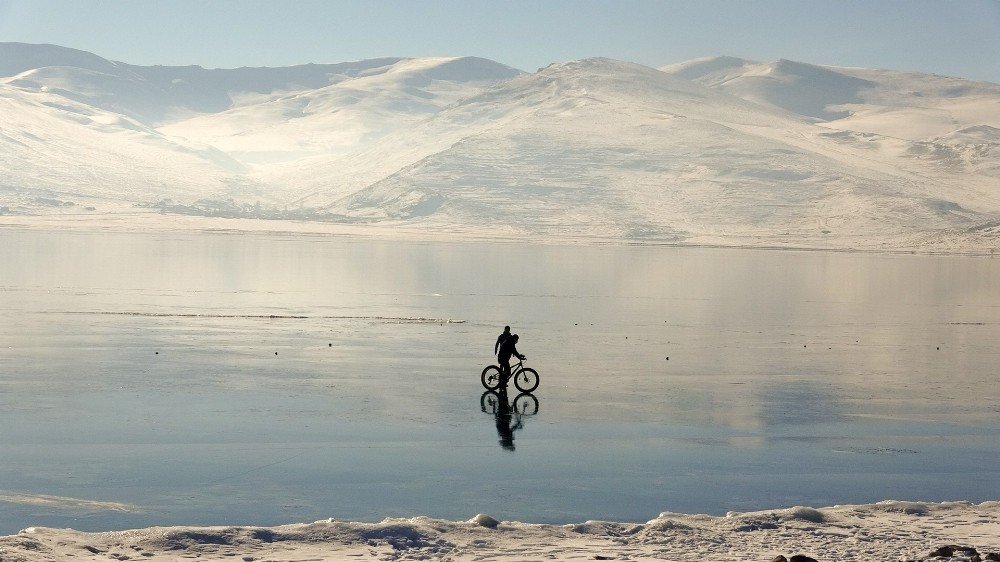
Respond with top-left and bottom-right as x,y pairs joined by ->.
1,501 -> 996,561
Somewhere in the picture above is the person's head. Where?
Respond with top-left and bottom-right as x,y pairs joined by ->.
511,334 -> 519,342
503,326 -> 510,333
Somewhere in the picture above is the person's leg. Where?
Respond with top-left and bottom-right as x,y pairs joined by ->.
499,358 -> 510,385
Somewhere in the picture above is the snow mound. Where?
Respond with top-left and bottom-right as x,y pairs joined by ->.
568,520 -> 645,535
1,502 -> 997,561
872,500 -> 931,515
468,513 -> 499,528
779,506 -> 827,523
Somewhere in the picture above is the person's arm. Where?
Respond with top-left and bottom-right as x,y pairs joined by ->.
512,344 -> 525,360
495,336 -> 501,354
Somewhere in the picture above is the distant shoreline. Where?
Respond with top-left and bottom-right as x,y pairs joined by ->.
2,214 -> 997,257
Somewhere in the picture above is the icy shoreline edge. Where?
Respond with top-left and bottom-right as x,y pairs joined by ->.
1,215 -> 997,256
2,500 -> 998,561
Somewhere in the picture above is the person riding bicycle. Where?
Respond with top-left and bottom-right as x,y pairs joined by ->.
497,334 -> 526,386
495,325 -> 511,357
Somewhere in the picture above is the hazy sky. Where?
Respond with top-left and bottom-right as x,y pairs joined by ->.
1,0 -> 998,82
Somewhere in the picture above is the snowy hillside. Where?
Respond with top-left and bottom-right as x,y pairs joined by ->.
1,43 -> 997,251
160,56 -> 522,163
660,56 -> 1000,139
0,83 -> 241,207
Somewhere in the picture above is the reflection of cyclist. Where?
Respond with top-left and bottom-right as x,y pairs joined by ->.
494,326 -> 511,357
480,390 -> 536,451
497,334 -> 526,386
493,387 -> 524,451
494,390 -> 523,451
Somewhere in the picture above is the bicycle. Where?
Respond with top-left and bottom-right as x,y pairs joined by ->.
480,390 -> 539,416
481,358 -> 539,393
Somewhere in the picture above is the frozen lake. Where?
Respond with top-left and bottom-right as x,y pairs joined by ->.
0,229 -> 997,535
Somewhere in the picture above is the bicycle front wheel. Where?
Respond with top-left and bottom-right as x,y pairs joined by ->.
513,393 -> 538,415
514,368 -> 539,393
481,365 -> 502,390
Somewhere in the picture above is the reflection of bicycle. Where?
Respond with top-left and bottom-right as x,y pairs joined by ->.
481,359 -> 539,392
480,391 -> 539,415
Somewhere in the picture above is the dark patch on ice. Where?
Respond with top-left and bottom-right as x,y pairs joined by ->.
838,447 -> 919,455
757,381 -> 845,426
49,311 -> 465,323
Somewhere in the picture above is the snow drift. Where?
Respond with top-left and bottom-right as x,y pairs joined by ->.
0,501 -> 996,562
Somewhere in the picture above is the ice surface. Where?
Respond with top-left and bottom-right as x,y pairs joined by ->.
0,230 -> 997,538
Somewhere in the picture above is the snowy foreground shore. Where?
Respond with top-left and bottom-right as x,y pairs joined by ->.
1,501 -> 996,562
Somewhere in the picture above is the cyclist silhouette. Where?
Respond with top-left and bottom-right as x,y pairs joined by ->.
494,326 -> 511,357
497,333 -> 526,386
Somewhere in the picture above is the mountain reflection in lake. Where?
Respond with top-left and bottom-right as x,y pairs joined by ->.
0,230 -> 997,534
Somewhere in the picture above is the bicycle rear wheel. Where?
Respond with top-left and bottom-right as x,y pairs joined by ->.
481,365 -> 502,390
480,391 -> 501,414
514,368 -> 539,393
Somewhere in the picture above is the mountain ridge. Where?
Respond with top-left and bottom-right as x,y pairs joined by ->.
1,43 -> 996,252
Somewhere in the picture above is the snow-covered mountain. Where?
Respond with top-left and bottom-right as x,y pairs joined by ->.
159,56 -> 523,163
661,55 -> 1000,140
1,43 -> 997,251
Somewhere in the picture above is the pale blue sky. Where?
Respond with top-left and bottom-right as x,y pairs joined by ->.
0,0 -> 997,82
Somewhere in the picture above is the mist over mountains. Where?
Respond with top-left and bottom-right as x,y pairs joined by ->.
1,43 -> 997,250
